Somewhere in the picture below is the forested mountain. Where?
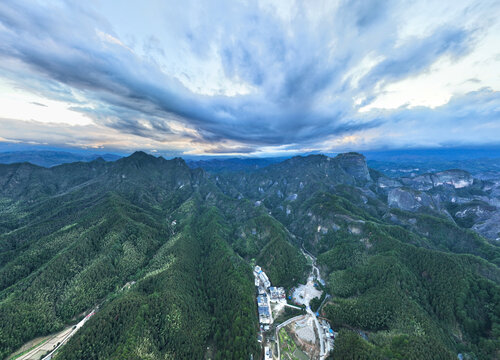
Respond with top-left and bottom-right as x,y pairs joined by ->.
187,157 -> 284,173
0,152 -> 499,359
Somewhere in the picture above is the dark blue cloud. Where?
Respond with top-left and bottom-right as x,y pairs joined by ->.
359,27 -> 475,91
0,0 -> 497,153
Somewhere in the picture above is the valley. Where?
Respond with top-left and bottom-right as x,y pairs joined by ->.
255,251 -> 333,360
1,0 -> 499,358
0,152 -> 499,359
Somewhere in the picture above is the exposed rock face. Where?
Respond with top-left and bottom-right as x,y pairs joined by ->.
388,188 -> 435,211
473,211 -> 500,241
400,169 -> 473,190
400,174 -> 435,191
378,177 -> 402,189
335,152 -> 371,183
432,170 -> 473,188
450,200 -> 500,240
378,165 -> 500,241
209,153 -> 497,242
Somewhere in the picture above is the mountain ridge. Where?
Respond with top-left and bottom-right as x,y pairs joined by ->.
0,151 -> 499,359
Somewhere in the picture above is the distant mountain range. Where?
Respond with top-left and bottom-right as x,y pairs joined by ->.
1,151 -> 499,359
0,150 -> 121,167
3,147 -> 500,175
368,157 -> 500,179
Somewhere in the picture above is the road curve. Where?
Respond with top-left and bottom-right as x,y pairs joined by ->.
275,315 -> 306,360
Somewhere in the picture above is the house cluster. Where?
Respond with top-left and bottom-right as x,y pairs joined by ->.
320,319 -> 336,351
269,286 -> 286,303
257,292 -> 271,326
254,265 -> 271,288
254,265 -> 274,330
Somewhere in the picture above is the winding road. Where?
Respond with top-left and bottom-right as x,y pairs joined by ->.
300,247 -> 326,360
274,244 -> 329,360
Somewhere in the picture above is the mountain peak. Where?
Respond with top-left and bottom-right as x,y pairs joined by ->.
128,151 -> 155,160
334,152 -> 371,182
334,152 -> 365,160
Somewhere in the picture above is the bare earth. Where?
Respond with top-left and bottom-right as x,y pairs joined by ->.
9,326 -> 74,360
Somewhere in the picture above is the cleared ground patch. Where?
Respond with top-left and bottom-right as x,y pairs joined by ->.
279,325 -> 318,360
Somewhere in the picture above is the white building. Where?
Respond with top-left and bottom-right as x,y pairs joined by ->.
264,346 -> 272,360
259,271 -> 271,289
254,265 -> 271,288
269,287 -> 286,302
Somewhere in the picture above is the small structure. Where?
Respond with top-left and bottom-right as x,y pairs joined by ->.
257,294 -> 268,306
320,319 -> 336,350
269,286 -> 286,302
254,265 -> 271,288
258,306 -> 270,317
264,346 -> 272,360
258,306 -> 271,324
259,272 -> 271,289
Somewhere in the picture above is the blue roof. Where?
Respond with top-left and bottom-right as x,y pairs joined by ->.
258,306 -> 270,316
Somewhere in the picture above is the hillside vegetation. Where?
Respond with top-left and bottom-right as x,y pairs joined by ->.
0,152 -> 499,359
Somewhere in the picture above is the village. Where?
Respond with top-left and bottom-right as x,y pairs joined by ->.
254,257 -> 336,360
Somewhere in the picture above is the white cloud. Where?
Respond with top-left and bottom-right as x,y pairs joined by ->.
0,0 -> 498,155
0,81 -> 93,125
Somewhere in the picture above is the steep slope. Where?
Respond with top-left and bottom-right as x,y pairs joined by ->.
55,202 -> 260,360
213,154 -> 500,359
1,152 -> 499,359
0,152 -> 303,359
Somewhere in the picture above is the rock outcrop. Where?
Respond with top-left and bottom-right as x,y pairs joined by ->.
335,152 -> 371,183
388,188 -> 436,211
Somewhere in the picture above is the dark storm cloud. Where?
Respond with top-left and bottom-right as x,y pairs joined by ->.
359,27 -> 475,90
0,0 -> 497,154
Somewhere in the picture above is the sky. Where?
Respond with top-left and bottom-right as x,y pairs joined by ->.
0,0 -> 499,157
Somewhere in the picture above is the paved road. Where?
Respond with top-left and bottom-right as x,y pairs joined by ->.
284,303 -> 302,310
41,309 -> 96,360
318,294 -> 331,313
300,246 -> 328,360
272,240 -> 331,360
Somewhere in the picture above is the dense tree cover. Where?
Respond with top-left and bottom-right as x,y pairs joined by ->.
56,216 -> 211,359
196,207 -> 260,359
410,212 -> 500,265
214,157 -> 500,359
1,193 -> 262,359
55,204 -> 260,360
0,154 -> 305,359
207,192 -> 308,287
321,220 -> 500,359
0,192 -> 173,358
331,329 -> 384,360
2,152 -> 500,360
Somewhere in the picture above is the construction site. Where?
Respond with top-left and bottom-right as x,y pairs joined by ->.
254,257 -> 336,360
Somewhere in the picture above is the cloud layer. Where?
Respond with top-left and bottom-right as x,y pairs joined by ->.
0,0 -> 499,155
